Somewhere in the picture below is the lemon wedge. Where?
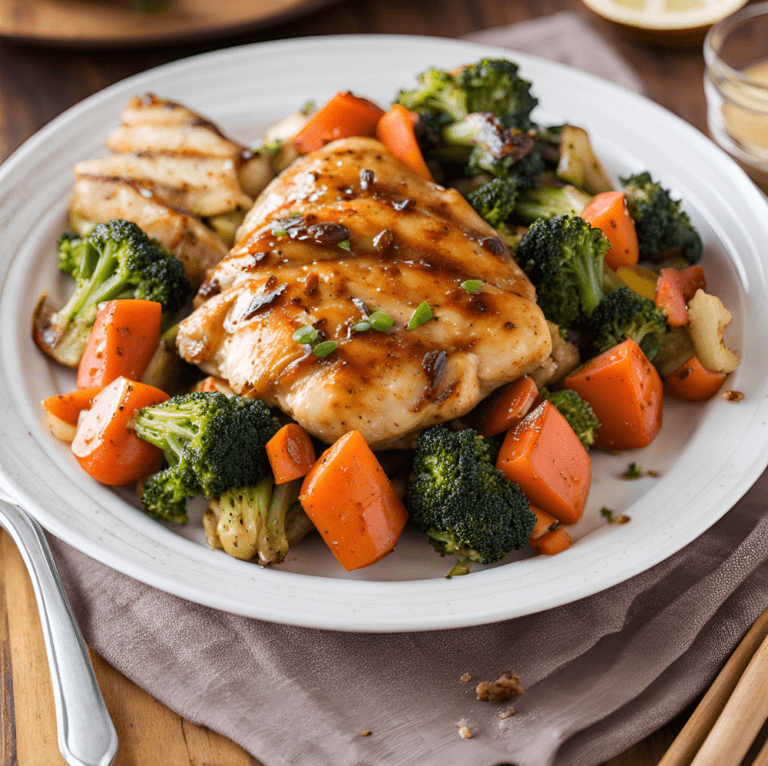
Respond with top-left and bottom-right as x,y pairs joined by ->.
580,0 -> 748,45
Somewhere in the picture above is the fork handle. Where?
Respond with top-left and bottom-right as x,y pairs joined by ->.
0,499 -> 118,766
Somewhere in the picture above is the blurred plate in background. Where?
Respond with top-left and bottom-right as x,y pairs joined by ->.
0,0 -> 340,47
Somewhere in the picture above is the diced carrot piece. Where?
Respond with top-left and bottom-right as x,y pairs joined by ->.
563,338 -> 663,450
266,423 -> 316,484
580,191 -> 639,269
77,299 -> 162,390
71,377 -> 169,486
42,387 -> 102,426
292,92 -> 385,154
528,505 -> 558,541
665,355 -> 727,401
375,105 -> 433,181
496,401 -> 591,525
476,376 -> 539,437
655,265 -> 706,328
531,528 -> 573,555
300,430 -> 408,571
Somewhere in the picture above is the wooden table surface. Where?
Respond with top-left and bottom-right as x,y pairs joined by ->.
0,1 -> 721,763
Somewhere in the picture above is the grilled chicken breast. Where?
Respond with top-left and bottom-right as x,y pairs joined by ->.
69,94 -> 273,287
176,136 -> 551,449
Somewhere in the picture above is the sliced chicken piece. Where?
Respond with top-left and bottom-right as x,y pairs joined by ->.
177,136 -> 551,449
106,123 -> 242,159
112,94 -> 272,198
119,94 -> 221,128
75,154 -> 253,217
69,94 -> 275,286
70,175 -> 228,287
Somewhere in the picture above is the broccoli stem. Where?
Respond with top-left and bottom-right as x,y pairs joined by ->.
215,477 -> 304,565
216,477 -> 273,561
258,479 -> 302,566
571,256 -> 604,317
58,241 -> 121,320
135,409 -> 203,465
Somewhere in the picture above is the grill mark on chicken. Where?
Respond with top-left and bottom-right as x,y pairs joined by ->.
177,136 -> 551,448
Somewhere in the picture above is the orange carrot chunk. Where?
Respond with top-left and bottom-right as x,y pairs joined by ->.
300,430 -> 408,571
375,105 -> 433,181
476,376 -> 539,437
71,377 -> 169,486
42,387 -> 102,426
563,337 -> 663,450
496,401 -> 591,526
531,528 -> 573,556
655,265 -> 705,328
291,92 -> 385,155
266,423 -> 317,484
528,505 -> 559,541
665,355 -> 727,401
41,386 -> 102,443
77,299 -> 162,390
580,191 -> 639,270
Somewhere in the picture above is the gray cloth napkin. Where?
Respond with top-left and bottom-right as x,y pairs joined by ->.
41,12 -> 768,766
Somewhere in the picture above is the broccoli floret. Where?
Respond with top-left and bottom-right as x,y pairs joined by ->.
212,477 -> 314,566
140,464 -> 198,525
539,388 -> 601,448
589,285 -> 668,359
39,219 -> 191,366
467,177 -> 519,228
437,113 -> 540,178
406,426 -> 535,566
454,58 -> 538,131
396,68 -> 469,122
135,391 -> 280,523
517,215 -> 609,328
397,58 -> 538,131
620,172 -> 703,263
513,184 -> 593,223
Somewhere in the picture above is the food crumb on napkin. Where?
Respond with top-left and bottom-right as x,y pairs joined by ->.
475,670 -> 525,702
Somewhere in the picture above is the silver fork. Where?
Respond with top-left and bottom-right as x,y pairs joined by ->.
0,497 -> 118,766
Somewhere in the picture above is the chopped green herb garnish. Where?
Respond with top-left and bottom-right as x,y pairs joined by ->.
312,340 -> 338,358
601,507 -> 630,524
338,239 -> 351,251
369,311 -> 394,331
461,279 -> 483,294
292,325 -> 319,346
261,139 -> 282,156
623,463 -> 643,479
407,301 -> 433,330
352,310 -> 394,333
301,99 -> 316,115
272,225 -> 288,237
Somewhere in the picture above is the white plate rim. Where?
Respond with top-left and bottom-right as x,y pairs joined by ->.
1,34 -> 768,632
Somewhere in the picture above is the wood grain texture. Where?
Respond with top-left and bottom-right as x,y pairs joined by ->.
0,1 -> 716,763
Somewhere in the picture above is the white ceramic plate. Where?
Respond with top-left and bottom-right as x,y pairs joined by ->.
1,35 -> 767,632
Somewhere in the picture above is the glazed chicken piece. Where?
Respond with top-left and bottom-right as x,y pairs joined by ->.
176,136 -> 551,449
69,94 -> 273,287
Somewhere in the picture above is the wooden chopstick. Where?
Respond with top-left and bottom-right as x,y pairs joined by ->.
752,735 -> 768,766
689,630 -> 768,765
658,606 -> 768,766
